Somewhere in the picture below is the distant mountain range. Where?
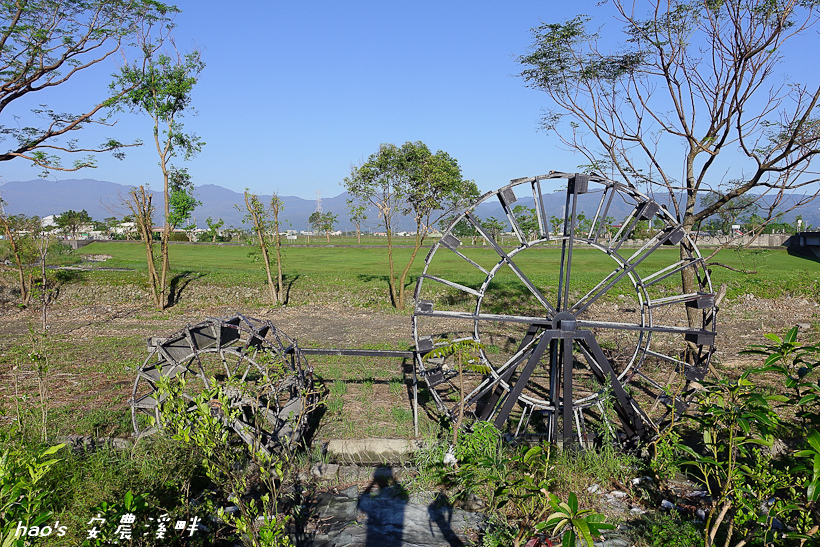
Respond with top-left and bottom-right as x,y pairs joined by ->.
0,179 -> 365,232
1,178 -> 818,232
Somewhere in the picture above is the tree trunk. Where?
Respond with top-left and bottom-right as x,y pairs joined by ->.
272,197 -> 284,304
246,193 -> 278,304
159,165 -> 172,310
384,213 -> 399,308
37,234 -> 49,332
681,155 -> 702,329
397,223 -> 425,310
131,187 -> 162,309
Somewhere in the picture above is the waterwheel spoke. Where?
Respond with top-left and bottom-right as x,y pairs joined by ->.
609,201 -> 660,252
437,233 -> 491,275
532,179 -> 549,240
575,319 -> 715,343
497,186 -> 528,245
464,329 -> 546,415
421,274 -> 482,297
465,211 -> 557,315
414,306 -> 551,326
588,183 -> 616,243
570,226 -> 683,315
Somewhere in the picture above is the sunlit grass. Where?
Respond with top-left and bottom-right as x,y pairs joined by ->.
77,241 -> 820,302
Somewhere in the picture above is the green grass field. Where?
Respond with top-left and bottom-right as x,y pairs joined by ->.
77,240 -> 820,303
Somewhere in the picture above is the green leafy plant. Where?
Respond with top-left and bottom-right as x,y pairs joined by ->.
644,510 -> 703,547
470,443 -> 561,546
672,327 -> 820,547
539,491 -> 614,547
796,430 -> 820,504
745,326 -> 820,435
153,374 -> 294,547
0,431 -> 65,547
426,339 -> 486,445
81,491 -> 151,547
677,372 -> 785,547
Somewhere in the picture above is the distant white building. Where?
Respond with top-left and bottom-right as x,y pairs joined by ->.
111,222 -> 137,235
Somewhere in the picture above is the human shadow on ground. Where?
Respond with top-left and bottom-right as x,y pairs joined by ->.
428,492 -> 465,546
357,467 -> 469,547
358,467 -> 408,547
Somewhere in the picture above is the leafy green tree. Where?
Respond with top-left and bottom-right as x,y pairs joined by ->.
0,0 -> 176,174
54,209 -> 92,240
518,0 -> 820,306
345,141 -> 478,308
318,212 -> 338,242
348,203 -> 367,244
308,211 -> 321,235
548,215 -> 564,236
203,216 -> 225,242
794,214 -> 813,233
113,50 -> 205,310
481,216 -> 506,243
512,205 -> 539,240
166,168 -> 201,230
101,217 -> 119,239
574,213 -> 592,237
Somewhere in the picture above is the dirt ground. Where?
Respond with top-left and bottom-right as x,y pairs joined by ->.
1,274 -> 818,440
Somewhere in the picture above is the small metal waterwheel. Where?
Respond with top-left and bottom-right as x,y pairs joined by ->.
130,314 -> 314,454
412,172 -> 717,448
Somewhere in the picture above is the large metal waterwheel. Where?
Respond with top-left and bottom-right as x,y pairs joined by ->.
130,314 -> 314,455
412,172 -> 717,448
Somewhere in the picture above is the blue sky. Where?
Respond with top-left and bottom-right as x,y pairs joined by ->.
2,1 -> 818,202
1,0 -> 611,198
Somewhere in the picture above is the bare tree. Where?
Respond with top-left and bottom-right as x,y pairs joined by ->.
126,185 -> 162,309
271,194 -> 284,303
244,191 -> 284,305
519,0 -> 820,299
348,202 -> 367,244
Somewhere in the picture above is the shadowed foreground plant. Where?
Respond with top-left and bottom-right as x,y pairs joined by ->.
153,374 -> 294,547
